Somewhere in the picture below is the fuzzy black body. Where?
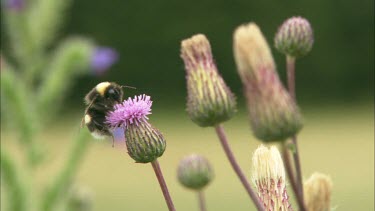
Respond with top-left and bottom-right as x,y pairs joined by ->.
85,108 -> 112,138
83,82 -> 123,139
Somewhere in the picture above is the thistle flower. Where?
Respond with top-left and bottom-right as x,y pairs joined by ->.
106,95 -> 166,163
181,34 -> 236,127
177,154 -> 214,190
252,145 -> 292,211
274,17 -> 314,58
3,0 -> 25,11
233,23 -> 303,142
304,173 -> 333,211
90,47 -> 118,75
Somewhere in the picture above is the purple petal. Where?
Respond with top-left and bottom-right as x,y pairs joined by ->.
106,94 -> 153,128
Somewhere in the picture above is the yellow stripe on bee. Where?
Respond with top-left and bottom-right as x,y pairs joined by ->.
84,114 -> 92,124
96,82 -> 111,96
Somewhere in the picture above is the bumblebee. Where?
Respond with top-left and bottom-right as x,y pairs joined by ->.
82,82 -> 124,139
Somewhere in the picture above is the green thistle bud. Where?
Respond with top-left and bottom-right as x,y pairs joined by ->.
274,17 -> 314,58
252,145 -> 292,211
125,121 -> 166,163
181,34 -> 236,127
304,173 -> 333,211
233,23 -> 303,142
177,154 -> 214,190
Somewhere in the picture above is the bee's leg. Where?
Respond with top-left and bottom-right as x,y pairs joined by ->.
80,116 -> 85,128
111,135 -> 115,148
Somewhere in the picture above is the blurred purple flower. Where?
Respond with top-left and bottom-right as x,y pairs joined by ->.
112,127 -> 125,143
4,0 -> 25,11
106,94 -> 152,128
90,47 -> 118,75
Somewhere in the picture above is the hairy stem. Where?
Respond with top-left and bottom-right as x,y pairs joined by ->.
41,130 -> 91,211
1,148 -> 28,211
215,124 -> 265,211
151,160 -> 176,211
286,55 -> 306,211
1,69 -> 41,166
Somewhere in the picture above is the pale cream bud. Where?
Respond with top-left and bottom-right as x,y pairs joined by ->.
252,145 -> 292,210
304,172 -> 333,211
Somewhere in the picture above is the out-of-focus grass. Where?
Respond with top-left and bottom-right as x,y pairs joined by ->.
1,104 -> 374,211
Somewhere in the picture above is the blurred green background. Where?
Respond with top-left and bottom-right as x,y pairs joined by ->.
63,0 -> 374,107
1,0 -> 374,210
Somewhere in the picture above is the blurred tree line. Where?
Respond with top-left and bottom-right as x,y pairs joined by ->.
7,0 -> 375,108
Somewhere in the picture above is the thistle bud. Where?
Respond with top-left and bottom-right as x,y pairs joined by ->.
252,145 -> 292,211
181,34 -> 236,127
274,17 -> 314,58
233,23 -> 303,142
67,186 -> 93,211
177,154 -> 214,190
106,95 -> 166,163
304,173 -> 333,211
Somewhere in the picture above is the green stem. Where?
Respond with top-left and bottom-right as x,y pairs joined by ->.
41,130 -> 91,211
214,124 -> 265,211
1,69 -> 41,167
286,55 -> 306,211
0,148 -> 28,211
287,56 -> 296,101
3,10 -> 35,70
151,159 -> 176,211
282,142 -> 306,210
197,191 -> 206,211
282,143 -> 298,194
36,38 -> 93,120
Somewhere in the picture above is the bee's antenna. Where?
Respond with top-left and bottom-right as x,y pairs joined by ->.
121,85 -> 136,89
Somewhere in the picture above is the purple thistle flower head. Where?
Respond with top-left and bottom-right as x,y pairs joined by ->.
4,0 -> 25,11
106,94 -> 152,128
91,47 -> 118,75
